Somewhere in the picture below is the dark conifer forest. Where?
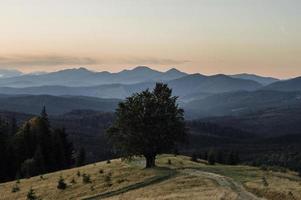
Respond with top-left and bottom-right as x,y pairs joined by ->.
0,107 -> 74,182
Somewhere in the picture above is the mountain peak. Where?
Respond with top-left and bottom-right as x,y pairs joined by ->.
165,68 -> 185,74
132,66 -> 154,71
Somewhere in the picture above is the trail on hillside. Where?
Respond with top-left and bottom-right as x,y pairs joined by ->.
182,169 -> 265,200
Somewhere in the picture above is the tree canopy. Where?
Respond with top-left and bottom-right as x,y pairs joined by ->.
107,83 -> 187,168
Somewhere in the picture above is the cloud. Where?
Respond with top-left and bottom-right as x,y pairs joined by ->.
0,55 -> 190,71
0,55 -> 98,68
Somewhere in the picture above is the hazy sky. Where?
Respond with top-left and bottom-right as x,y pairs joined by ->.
0,0 -> 300,78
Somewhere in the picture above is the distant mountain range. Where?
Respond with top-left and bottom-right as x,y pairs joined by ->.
0,72 -> 263,101
0,69 -> 23,78
0,66 -> 187,87
0,66 -> 281,88
230,73 -> 279,85
262,77 -> 301,91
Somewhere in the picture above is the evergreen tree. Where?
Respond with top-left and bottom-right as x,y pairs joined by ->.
21,159 -> 36,178
216,150 -> 224,164
33,145 -> 45,175
227,151 -> 240,165
208,149 -> 216,165
10,117 -> 18,135
76,147 -> 86,167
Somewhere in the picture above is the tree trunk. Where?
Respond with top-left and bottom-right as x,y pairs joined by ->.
145,154 -> 156,168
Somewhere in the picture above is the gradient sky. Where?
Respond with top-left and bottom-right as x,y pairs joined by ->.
0,0 -> 300,78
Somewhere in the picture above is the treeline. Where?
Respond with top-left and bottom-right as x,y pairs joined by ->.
0,107 -> 84,183
191,149 -> 240,165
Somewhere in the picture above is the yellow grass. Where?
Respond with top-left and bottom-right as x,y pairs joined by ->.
0,155 -> 300,200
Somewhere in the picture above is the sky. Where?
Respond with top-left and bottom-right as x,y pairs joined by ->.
0,0 -> 300,78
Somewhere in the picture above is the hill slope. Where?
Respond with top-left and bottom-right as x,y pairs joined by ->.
0,95 -> 120,115
263,76 -> 301,91
0,155 -> 300,200
230,73 -> 279,85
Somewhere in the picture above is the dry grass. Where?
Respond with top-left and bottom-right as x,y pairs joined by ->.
0,159 -> 158,200
0,155 -> 300,200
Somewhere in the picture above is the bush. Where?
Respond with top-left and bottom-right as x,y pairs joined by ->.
27,188 -> 38,200
57,176 -> 67,190
262,177 -> 269,187
260,165 -> 268,171
191,153 -> 198,162
11,184 -> 20,193
104,173 -> 112,187
106,160 -> 111,164
167,159 -> 172,165
99,169 -> 104,174
77,171 -> 81,177
82,173 -> 91,184
70,178 -> 76,184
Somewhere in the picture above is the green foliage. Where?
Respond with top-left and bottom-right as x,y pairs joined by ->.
21,159 -> 36,178
70,178 -> 76,184
0,106 -> 74,182
11,184 -> 20,193
77,171 -> 81,177
191,153 -> 198,162
76,147 -> 86,167
106,160 -> 111,164
107,83 -> 187,168
208,150 -> 216,165
82,173 -> 91,184
57,176 -> 67,190
226,151 -> 240,165
262,177 -> 269,187
104,172 -> 112,187
26,188 -> 38,200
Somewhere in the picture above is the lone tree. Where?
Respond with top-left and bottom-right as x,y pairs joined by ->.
107,83 -> 187,168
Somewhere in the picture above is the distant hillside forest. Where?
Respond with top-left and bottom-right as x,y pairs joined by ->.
0,108 -> 87,183
0,108 -> 301,183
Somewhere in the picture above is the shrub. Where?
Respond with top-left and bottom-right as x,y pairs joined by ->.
27,188 -> 38,200
262,177 -> 269,187
260,165 -> 268,171
191,153 -> 198,162
57,176 -> 67,190
99,169 -> 104,174
117,179 -> 126,184
104,173 -> 112,187
70,178 -> 76,184
106,160 -> 111,164
77,171 -> 81,177
82,173 -> 91,184
11,184 -> 20,193
167,159 -> 172,165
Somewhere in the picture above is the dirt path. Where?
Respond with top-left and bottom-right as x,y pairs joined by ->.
182,169 -> 265,200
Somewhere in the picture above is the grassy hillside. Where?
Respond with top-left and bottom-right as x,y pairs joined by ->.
0,155 -> 300,200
